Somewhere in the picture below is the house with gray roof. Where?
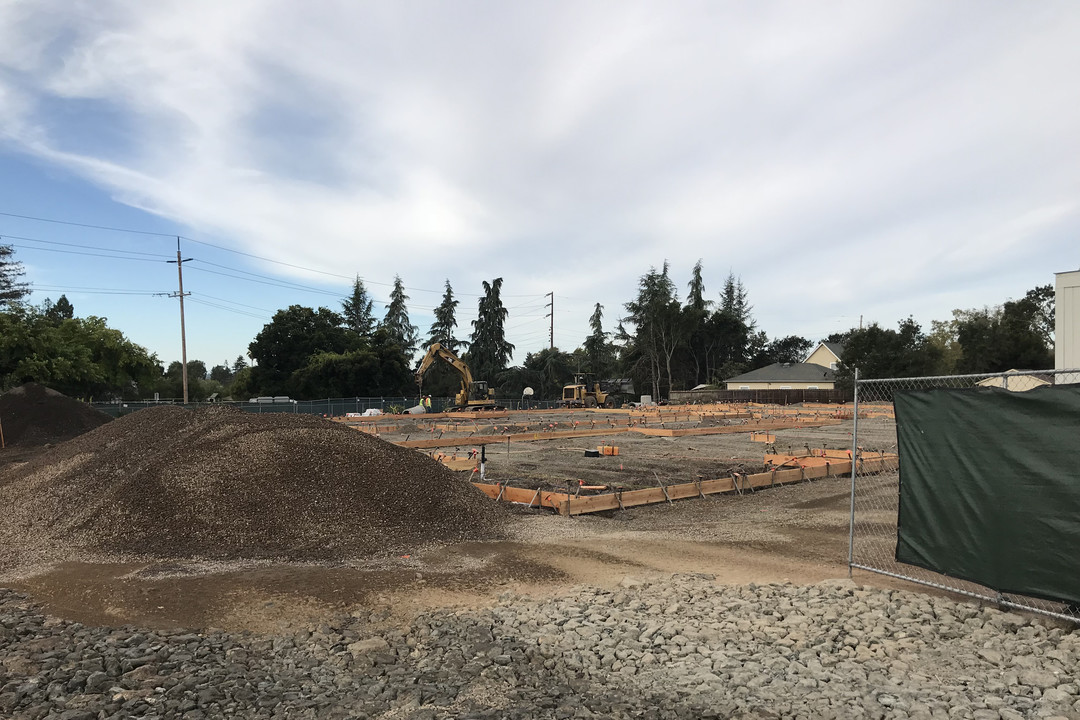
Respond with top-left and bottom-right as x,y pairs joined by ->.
724,362 -> 836,390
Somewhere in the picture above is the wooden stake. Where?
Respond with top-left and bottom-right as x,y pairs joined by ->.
653,471 -> 672,504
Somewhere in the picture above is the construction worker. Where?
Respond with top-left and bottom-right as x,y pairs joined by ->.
423,395 -> 432,410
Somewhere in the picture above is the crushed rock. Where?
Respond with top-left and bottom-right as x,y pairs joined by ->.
0,382 -> 112,447
0,406 -> 504,573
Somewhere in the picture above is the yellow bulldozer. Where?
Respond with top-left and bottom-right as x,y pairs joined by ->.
560,374 -> 617,409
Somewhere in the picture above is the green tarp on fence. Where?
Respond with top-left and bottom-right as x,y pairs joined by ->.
894,385 -> 1080,607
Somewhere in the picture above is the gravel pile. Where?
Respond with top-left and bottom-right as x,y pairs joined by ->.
0,383 -> 112,447
0,576 -> 1077,719
0,406 -> 504,570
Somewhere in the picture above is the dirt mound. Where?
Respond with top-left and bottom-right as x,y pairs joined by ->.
0,406 -> 504,571
0,383 -> 112,447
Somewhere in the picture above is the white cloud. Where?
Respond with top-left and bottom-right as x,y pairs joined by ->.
1,0 -> 1079,363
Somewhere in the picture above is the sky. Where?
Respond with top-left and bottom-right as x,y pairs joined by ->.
1,0 -> 1078,370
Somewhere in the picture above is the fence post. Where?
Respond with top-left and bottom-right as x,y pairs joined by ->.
847,367 -> 860,578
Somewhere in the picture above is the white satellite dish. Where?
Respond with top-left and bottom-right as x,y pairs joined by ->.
522,387 -> 534,396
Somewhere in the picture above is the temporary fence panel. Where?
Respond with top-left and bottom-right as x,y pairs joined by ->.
849,368 -> 1080,623
893,384 -> 1080,606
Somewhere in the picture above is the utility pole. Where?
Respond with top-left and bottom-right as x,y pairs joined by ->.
167,237 -> 193,403
545,292 -> 554,350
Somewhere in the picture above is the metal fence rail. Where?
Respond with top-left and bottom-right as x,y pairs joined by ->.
670,388 -> 852,405
848,368 -> 1080,623
91,396 -> 564,418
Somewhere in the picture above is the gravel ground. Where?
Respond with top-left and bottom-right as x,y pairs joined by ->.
7,404 -> 1069,718
1,575 -> 1077,720
410,415 -> 898,493
0,383 -> 111,448
0,406 -> 504,575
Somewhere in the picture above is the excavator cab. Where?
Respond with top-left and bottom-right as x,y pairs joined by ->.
469,381 -> 491,402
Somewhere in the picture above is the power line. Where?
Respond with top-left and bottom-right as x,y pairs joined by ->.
32,284 -> 165,296
505,317 -> 549,332
185,297 -> 267,320
185,264 -> 347,298
4,242 -> 168,263
193,292 -> 273,313
1,233 -> 173,258
505,299 -> 550,312
186,262 -> 439,312
2,209 -> 550,299
0,210 -> 181,237
178,238 -> 545,298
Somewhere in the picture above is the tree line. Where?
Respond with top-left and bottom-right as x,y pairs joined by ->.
833,284 -> 1054,388
0,243 -> 1058,401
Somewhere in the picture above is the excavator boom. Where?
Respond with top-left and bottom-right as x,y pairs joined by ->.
414,343 -> 497,411
415,342 -> 474,389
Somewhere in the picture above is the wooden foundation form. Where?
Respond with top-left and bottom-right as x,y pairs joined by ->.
473,453 -> 896,516
396,417 -> 843,449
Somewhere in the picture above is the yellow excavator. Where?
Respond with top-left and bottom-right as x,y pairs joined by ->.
415,342 -> 500,412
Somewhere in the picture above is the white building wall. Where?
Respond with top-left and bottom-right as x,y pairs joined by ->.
1056,270 -> 1080,371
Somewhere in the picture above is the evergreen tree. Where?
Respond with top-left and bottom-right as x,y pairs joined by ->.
426,280 -> 462,353
623,262 -> 682,398
687,260 -> 709,313
720,272 -> 753,327
381,275 -> 419,356
0,244 -> 30,309
468,277 -> 515,382
43,294 -> 75,321
684,260 -> 714,385
583,303 -> 613,377
342,276 -> 376,336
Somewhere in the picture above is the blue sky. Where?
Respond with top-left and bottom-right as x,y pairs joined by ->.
1,1 -> 1078,369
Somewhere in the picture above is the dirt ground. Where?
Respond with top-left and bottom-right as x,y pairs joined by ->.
1,411 -> 913,634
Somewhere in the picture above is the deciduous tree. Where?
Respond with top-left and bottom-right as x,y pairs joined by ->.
248,305 -> 356,396
754,335 -> 813,366
836,318 -> 942,384
0,304 -> 159,398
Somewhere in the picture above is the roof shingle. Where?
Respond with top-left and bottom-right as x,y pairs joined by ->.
726,362 -> 837,383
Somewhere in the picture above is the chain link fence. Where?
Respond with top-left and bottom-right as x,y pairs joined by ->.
848,368 -> 1080,624
91,396 -> 564,418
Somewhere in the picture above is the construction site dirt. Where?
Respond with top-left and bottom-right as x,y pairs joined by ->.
0,395 -> 911,634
